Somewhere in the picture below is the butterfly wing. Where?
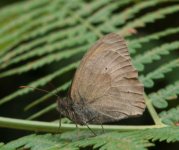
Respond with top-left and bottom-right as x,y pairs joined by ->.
70,33 -> 145,123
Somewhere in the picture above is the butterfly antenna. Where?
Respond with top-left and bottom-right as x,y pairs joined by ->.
48,82 -> 61,98
19,86 -> 60,99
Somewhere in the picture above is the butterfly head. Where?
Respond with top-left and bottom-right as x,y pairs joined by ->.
57,97 -> 74,118
57,97 -> 88,125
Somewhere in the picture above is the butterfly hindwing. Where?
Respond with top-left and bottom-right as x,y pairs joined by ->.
70,33 -> 145,123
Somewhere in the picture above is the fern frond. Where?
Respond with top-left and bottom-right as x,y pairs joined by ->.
0,45 -> 84,78
27,104 -> 56,120
0,0 -> 64,37
76,0 -> 133,35
140,58 -> 179,88
88,0 -> 132,24
134,127 -> 179,142
0,0 -> 118,58
0,4 -> 54,37
149,81 -> 179,108
0,0 -> 84,58
133,41 -> 179,71
65,127 -> 179,149
0,1 -> 64,54
120,5 -> 179,36
0,143 -> 4,148
0,25 -> 84,63
1,132 -> 150,150
98,0 -> 168,32
2,127 -> 179,150
0,0 -> 49,25
0,62 -> 79,105
0,20 -> 67,58
0,34 -> 90,70
75,127 -> 179,150
1,134 -> 64,150
74,132 -> 149,150
129,26 -> 179,53
159,106 -> 179,125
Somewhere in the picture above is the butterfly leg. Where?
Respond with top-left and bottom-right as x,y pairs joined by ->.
99,118 -> 105,133
95,114 -> 105,133
75,123 -> 80,139
101,124 -> 104,133
85,115 -> 100,136
71,111 -> 80,138
87,115 -> 104,134
86,124 -> 96,136
58,113 -> 62,133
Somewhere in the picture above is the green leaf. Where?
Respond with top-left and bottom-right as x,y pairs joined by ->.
149,81 -> 179,109
73,132 -> 149,150
27,103 -> 56,120
140,58 -> 179,88
98,0 -> 166,32
0,45 -> 86,78
133,41 -> 179,71
1,134 -> 65,150
2,127 -> 179,150
129,26 -> 179,53
120,5 -> 179,36
160,106 -> 179,126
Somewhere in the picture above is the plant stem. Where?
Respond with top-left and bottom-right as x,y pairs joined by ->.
0,116 -> 166,133
144,94 -> 163,125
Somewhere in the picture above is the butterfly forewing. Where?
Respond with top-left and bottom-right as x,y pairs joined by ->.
70,33 -> 145,123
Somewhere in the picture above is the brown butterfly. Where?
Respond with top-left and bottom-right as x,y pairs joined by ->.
57,33 -> 146,126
